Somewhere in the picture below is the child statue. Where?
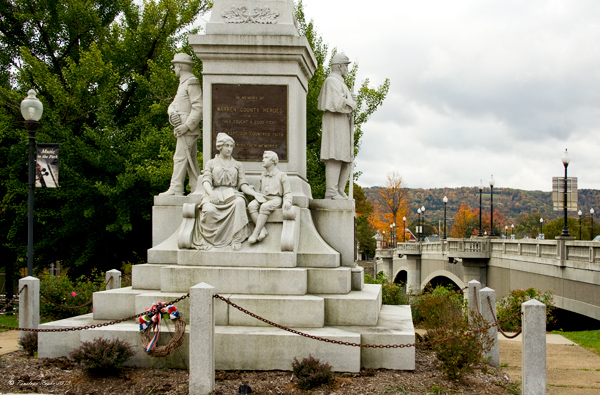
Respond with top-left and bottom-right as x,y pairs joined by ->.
247,151 -> 292,244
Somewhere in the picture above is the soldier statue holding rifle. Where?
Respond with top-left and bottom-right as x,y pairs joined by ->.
317,53 -> 357,200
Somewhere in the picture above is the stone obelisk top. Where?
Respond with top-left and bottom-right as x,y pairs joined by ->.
206,0 -> 299,36
191,0 -> 316,205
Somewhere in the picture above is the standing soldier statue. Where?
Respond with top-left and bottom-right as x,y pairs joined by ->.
160,53 -> 203,196
317,53 -> 357,200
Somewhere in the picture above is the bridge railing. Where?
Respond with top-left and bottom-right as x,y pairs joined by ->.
421,241 -> 445,253
375,248 -> 397,258
446,238 -> 490,258
491,239 -> 600,268
387,238 -> 600,269
395,242 -> 422,255
564,241 -> 600,267
491,239 -> 559,259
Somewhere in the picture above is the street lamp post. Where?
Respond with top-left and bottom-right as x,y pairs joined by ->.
560,149 -> 571,237
21,90 -> 44,277
390,222 -> 396,248
417,208 -> 421,241
511,223 -> 514,239
421,206 -> 426,240
578,210 -> 583,240
505,225 -> 508,238
403,216 -> 406,242
489,176 -> 495,236
540,217 -> 544,238
591,208 -> 595,240
443,196 -> 448,240
478,180 -> 483,237
382,230 -> 386,248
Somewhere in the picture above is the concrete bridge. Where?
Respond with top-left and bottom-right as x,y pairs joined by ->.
374,238 -> 600,321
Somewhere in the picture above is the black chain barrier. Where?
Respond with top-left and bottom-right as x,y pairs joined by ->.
3,287 -> 521,351
486,295 -> 522,339
0,293 -> 190,332
214,294 -> 522,349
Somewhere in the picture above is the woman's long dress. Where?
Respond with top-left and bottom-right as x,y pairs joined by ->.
192,156 -> 250,249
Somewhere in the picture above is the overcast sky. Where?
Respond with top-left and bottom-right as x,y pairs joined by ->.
297,0 -> 600,191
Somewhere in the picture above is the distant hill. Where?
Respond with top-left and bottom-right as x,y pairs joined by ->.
364,186 -> 600,227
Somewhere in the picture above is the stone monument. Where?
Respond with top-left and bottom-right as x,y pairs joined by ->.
37,0 -> 415,373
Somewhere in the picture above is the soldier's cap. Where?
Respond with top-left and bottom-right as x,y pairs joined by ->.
331,53 -> 351,65
171,53 -> 194,65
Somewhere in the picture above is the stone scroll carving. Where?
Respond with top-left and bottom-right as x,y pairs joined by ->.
222,6 -> 279,24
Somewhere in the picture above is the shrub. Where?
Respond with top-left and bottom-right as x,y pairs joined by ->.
496,287 -> 555,332
69,337 -> 134,377
40,270 -> 106,320
292,355 -> 334,390
411,285 -> 463,328
427,308 -> 493,380
412,285 -> 492,380
18,332 -> 38,356
364,271 -> 410,305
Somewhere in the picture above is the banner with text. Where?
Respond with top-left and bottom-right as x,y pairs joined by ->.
36,144 -> 59,188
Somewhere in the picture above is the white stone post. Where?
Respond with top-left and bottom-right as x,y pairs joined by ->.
105,269 -> 121,290
522,299 -> 546,395
468,280 -> 481,323
189,282 -> 215,395
351,266 -> 364,291
479,287 -> 499,367
18,276 -> 39,342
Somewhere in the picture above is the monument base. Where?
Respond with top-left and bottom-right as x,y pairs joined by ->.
38,304 -> 414,372
38,196 -> 415,372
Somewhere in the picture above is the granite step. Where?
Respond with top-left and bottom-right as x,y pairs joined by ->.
38,304 -> 415,372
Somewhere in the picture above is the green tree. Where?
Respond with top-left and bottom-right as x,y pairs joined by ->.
354,183 -> 376,259
296,1 -> 390,199
516,212 -> 544,238
0,0 -> 211,276
1,1 -> 389,278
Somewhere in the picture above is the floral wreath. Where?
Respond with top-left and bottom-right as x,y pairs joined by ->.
139,301 -> 186,357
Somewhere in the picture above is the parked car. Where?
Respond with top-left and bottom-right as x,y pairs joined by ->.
593,235 -> 600,242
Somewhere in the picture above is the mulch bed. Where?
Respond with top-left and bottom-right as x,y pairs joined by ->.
0,348 -> 517,394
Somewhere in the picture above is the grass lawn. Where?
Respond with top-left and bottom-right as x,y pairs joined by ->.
0,314 -> 18,332
551,330 -> 600,356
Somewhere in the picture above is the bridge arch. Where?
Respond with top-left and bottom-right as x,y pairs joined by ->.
393,270 -> 407,285
420,270 -> 465,291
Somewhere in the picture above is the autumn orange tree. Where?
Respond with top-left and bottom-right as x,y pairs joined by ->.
372,172 -> 409,243
450,203 -> 478,238
480,209 -> 508,236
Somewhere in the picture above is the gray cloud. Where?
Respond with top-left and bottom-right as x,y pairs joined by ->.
304,0 -> 600,191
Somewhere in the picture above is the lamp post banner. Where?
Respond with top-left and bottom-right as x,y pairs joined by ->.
35,144 -> 59,188
552,176 -> 577,211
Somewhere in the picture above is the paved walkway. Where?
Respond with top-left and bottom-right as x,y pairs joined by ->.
499,333 -> 600,394
0,330 -> 19,355
2,329 -> 600,393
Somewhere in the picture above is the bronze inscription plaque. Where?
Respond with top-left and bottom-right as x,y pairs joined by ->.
212,84 -> 288,161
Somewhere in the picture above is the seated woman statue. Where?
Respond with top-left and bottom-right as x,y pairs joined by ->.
192,132 -> 259,250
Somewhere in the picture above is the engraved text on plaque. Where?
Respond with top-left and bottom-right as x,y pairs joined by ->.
212,84 -> 288,161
